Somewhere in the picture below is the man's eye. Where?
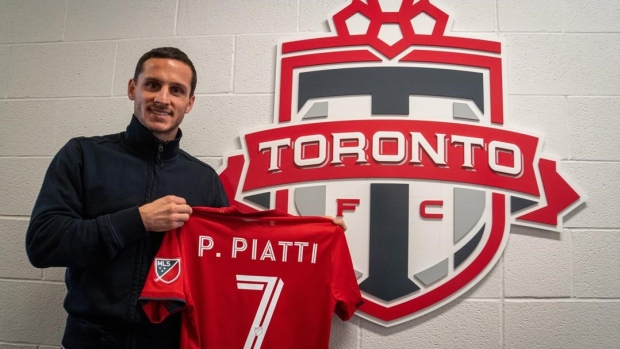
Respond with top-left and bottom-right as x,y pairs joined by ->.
145,82 -> 159,89
171,87 -> 184,94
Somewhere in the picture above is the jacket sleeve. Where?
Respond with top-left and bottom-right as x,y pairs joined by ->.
25,139 -> 148,269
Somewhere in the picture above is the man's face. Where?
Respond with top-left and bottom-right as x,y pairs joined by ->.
128,58 -> 195,141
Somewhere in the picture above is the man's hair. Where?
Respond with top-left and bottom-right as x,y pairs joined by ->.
133,47 -> 198,96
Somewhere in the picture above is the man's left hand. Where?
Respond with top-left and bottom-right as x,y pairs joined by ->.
326,216 -> 347,231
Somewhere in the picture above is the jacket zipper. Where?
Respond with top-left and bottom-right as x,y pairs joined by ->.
128,141 -> 164,347
157,142 -> 165,169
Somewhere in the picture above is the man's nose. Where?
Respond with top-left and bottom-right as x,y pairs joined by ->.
154,88 -> 170,104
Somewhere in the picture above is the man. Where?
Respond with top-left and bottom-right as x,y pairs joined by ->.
26,47 -> 224,348
26,47 -> 346,348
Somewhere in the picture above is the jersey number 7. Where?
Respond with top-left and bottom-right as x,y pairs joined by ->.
236,275 -> 285,349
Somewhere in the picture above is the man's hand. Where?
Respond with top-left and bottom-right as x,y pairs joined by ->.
139,195 -> 193,232
326,216 -> 347,231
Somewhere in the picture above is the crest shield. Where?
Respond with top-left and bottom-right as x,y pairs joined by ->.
219,0 -> 582,326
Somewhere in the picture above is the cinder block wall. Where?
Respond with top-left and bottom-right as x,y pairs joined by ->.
1,0 -> 618,348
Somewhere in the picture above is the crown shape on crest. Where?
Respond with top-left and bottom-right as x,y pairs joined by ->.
281,0 -> 500,59
332,0 -> 449,57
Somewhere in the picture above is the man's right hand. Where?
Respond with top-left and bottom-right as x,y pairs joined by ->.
139,195 -> 193,232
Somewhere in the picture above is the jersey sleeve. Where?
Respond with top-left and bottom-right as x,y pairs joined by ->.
331,228 -> 364,321
139,229 -> 187,324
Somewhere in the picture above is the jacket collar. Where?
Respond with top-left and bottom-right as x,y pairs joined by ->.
122,115 -> 182,161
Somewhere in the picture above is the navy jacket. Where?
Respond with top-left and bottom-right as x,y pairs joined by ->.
26,116 -> 229,348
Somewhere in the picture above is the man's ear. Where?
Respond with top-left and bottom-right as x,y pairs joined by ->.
127,79 -> 136,100
185,94 -> 196,114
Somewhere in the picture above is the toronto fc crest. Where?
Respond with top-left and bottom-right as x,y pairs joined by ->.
218,0 -> 583,326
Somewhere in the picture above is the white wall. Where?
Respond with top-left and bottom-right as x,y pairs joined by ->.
1,0 -> 619,348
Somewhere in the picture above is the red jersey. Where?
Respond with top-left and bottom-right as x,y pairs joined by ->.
139,206 -> 362,349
